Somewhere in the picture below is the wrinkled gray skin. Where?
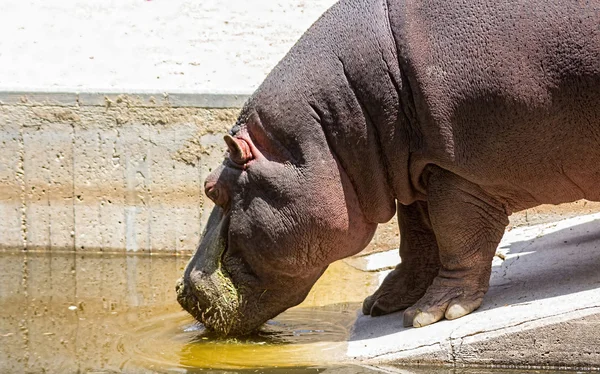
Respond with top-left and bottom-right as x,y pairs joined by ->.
176,0 -> 600,335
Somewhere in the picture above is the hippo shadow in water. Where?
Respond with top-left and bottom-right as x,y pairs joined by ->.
349,217 -> 600,340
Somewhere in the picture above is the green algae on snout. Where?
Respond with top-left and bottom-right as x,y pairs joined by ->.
191,234 -> 244,335
216,268 -> 240,303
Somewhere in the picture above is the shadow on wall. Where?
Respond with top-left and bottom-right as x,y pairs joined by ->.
350,218 -> 600,341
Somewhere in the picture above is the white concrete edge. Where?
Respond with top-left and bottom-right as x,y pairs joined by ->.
349,212 -> 600,364
360,211 -> 600,272
363,306 -> 600,364
355,363 -> 417,374
0,88 -> 252,108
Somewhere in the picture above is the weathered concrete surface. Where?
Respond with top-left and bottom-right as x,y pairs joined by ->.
348,213 -> 600,370
0,97 -> 239,252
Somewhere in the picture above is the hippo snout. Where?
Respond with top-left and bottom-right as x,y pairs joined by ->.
175,276 -> 196,306
177,268 -> 239,329
175,276 -> 202,320
175,208 -> 254,335
175,278 -> 184,294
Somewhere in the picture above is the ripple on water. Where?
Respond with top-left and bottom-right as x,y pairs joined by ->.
123,305 -> 359,371
0,252 -> 377,373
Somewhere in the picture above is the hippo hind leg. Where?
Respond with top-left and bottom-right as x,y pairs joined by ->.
363,201 -> 441,316
403,166 -> 508,328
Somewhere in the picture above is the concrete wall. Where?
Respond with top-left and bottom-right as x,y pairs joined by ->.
3,91 -> 600,253
0,84 -> 400,254
0,92 -> 245,253
0,91 -> 404,254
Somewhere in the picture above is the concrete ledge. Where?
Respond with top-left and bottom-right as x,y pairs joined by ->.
0,90 -> 251,108
357,200 -> 600,256
348,213 -> 600,370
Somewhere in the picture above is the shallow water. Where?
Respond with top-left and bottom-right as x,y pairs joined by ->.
0,250 -> 381,373
0,251 -> 576,374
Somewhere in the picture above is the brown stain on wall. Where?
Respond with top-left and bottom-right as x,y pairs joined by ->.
31,108 -> 81,123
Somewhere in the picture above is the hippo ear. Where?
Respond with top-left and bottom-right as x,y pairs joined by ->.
224,134 -> 253,166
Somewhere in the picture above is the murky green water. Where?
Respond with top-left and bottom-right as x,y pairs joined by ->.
0,251 -> 574,374
0,250 -> 383,373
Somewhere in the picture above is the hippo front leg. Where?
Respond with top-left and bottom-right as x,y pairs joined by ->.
363,200 -> 441,316
403,166 -> 509,328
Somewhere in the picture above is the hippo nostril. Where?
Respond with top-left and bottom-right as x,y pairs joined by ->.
207,186 -> 219,202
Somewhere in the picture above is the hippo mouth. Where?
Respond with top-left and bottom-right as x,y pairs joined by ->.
175,268 -> 243,336
175,208 -> 249,336
176,207 -> 321,336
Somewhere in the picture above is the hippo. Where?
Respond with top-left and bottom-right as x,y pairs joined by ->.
176,0 -> 600,335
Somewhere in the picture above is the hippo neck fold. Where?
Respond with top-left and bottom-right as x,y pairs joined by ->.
246,0 -> 426,223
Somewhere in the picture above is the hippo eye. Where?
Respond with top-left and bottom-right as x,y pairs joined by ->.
224,135 -> 253,167
205,182 -> 228,207
206,185 -> 219,201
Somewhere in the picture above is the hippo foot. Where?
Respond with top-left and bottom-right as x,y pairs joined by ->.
362,263 -> 437,317
402,276 -> 485,328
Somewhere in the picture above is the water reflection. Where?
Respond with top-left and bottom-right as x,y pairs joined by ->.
0,251 -> 377,373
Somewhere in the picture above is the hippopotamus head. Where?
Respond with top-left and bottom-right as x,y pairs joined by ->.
175,96 -> 379,335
